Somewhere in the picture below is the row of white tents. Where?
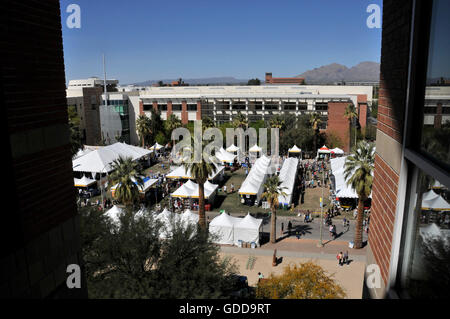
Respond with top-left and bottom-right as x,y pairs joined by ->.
330,155 -> 373,199
105,206 -> 263,245
215,147 -> 237,164
238,155 -> 272,202
421,189 -> 450,211
278,157 -> 299,206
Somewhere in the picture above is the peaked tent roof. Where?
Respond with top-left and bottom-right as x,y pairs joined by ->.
235,213 -> 263,230
209,212 -> 240,227
105,205 -> 124,224
331,147 -> 344,154
73,142 -> 152,173
249,144 -> 262,153
215,147 -> 237,163
422,195 -> 450,211
226,144 -> 240,152
166,162 -> 224,180
151,142 -> 164,150
318,145 -> 331,153
74,176 -> 97,187
288,145 -> 302,153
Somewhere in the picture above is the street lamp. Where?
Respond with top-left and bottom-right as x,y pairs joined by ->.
317,161 -> 325,248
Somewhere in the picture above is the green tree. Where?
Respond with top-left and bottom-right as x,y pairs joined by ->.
344,104 -> 358,150
148,109 -> 164,146
247,78 -> 261,85
261,176 -> 287,244
344,140 -> 375,249
183,157 -> 217,230
232,111 -> 248,129
165,113 -> 182,148
202,116 -> 215,131
68,105 -> 82,156
81,206 -> 237,298
269,115 -> 285,130
108,156 -> 144,208
256,262 -> 346,299
136,115 -> 152,147
309,112 -> 322,153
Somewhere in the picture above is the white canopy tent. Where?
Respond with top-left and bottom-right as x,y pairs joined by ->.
432,180 -> 446,189
278,157 -> 299,206
209,213 -> 241,245
74,176 -> 97,187
422,194 -> 450,211
249,144 -> 262,153
330,156 -> 373,199
171,180 -> 218,199
110,177 -> 158,194
288,145 -> 302,153
151,142 -> 164,151
239,155 -> 272,201
166,162 -> 224,181
73,148 -> 93,160
73,142 -> 152,174
156,208 -> 180,239
105,205 -> 124,224
180,209 -> 199,229
422,190 -> 439,201
226,144 -> 240,153
331,147 -> 344,155
233,213 -> 263,246
215,147 -> 237,164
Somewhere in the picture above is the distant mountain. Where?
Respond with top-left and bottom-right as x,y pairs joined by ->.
130,77 -> 248,86
297,62 -> 380,84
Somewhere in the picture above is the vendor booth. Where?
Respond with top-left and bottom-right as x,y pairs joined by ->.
288,145 -> 302,159
317,145 -> 331,160
209,212 -> 241,245
233,213 -> 263,247
239,155 -> 272,206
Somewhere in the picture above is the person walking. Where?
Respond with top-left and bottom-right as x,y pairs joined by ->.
288,220 -> 292,236
281,222 -> 284,234
343,251 -> 349,265
329,224 -> 334,238
258,272 -> 264,283
337,252 -> 343,266
230,183 -> 235,193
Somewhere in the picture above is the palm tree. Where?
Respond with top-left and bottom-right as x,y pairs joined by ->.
183,156 -> 217,230
343,104 -> 358,150
136,115 -> 152,147
202,116 -> 215,131
309,112 -> 322,153
165,113 -> 182,148
109,156 -> 144,208
261,175 -> 287,244
269,116 -> 285,130
344,140 -> 375,249
233,111 -> 248,129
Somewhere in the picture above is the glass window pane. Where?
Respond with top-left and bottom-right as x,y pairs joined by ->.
401,168 -> 450,298
420,0 -> 450,168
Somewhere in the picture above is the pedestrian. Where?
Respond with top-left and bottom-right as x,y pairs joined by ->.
230,183 -> 235,193
329,224 -> 334,238
223,185 -> 227,194
337,252 -> 343,266
332,225 -> 337,239
343,251 -> 349,265
281,222 -> 284,234
288,220 -> 292,236
343,217 -> 347,227
258,272 -> 264,283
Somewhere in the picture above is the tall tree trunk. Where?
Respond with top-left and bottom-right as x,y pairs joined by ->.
354,197 -> 365,249
142,135 -> 145,148
198,181 -> 206,230
270,205 -> 277,244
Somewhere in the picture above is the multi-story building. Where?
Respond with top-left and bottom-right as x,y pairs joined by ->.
265,72 -> 305,85
133,85 -> 372,152
365,0 -> 450,299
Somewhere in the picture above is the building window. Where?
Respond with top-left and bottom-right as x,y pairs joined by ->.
231,101 -> 245,110
298,102 -> 307,111
283,102 -> 296,110
396,0 -> 450,299
315,102 -> 328,111
172,104 -> 182,111
159,104 -> 167,111
264,102 -> 279,110
143,104 -> 152,111
187,104 -> 197,111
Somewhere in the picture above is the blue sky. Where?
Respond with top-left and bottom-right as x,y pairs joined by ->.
61,0 -> 382,84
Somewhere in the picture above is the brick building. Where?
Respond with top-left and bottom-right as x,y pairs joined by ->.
265,72 -> 305,85
0,1 -> 86,298
366,0 -> 450,299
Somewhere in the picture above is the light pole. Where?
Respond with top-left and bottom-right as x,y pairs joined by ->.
318,161 -> 325,247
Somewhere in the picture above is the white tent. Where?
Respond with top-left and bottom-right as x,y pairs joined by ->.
73,148 -> 93,160
110,177 -> 158,194
171,180 -> 218,199
432,180 -> 446,189
233,213 -> 263,246
156,208 -> 180,239
73,142 -> 152,174
330,156 -> 373,199
180,209 -> 199,229
166,162 -> 224,181
226,144 -> 240,153
318,145 -> 331,154
278,157 -> 299,206
215,147 -> 237,164
422,194 -> 450,211
288,145 -> 302,153
331,147 -> 344,155
209,213 -> 240,245
249,144 -> 262,153
151,142 -> 164,151
105,205 -> 124,224
239,155 -> 272,201
422,190 -> 439,201
74,176 -> 97,187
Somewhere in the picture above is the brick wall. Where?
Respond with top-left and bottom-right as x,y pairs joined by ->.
1,0 -> 86,298
167,101 -> 173,118
181,101 -> 188,124
357,94 -> 368,130
82,87 -> 102,145
327,102 -> 350,152
196,101 -> 202,120
366,0 -> 414,297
